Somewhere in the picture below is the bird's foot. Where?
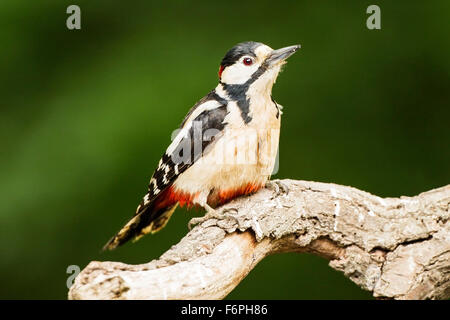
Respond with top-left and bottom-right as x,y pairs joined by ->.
188,204 -> 220,230
266,179 -> 289,197
221,207 -> 240,224
188,205 -> 240,230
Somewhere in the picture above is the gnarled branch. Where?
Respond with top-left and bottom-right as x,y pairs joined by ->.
68,180 -> 450,300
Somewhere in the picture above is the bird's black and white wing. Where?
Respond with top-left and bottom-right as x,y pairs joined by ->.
103,91 -> 229,250
135,90 -> 228,214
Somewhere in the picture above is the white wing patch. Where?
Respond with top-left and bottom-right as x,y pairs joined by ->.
162,165 -> 170,184
166,99 -> 222,156
150,178 -> 160,195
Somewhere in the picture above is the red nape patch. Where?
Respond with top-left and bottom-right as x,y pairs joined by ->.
153,186 -> 198,211
218,65 -> 224,79
214,183 -> 263,206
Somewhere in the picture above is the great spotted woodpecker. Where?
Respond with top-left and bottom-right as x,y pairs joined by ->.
104,41 -> 300,250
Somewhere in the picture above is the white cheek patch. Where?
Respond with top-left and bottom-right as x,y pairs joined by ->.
221,45 -> 275,85
221,61 -> 259,85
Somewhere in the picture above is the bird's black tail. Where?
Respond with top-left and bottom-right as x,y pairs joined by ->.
102,202 -> 178,251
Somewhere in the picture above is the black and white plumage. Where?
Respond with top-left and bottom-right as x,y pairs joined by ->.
104,41 -> 300,250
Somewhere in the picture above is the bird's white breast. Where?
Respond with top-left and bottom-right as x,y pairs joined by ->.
173,94 -> 281,205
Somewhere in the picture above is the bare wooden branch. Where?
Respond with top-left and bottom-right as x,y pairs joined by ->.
68,180 -> 450,300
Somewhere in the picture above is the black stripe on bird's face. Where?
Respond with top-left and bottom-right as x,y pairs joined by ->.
218,42 -> 277,123
220,60 -> 270,124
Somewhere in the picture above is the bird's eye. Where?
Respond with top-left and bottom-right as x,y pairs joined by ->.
243,57 -> 253,66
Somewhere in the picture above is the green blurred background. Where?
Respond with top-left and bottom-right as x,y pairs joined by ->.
0,0 -> 449,299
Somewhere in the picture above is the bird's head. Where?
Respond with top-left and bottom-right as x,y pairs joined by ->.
218,41 -> 300,93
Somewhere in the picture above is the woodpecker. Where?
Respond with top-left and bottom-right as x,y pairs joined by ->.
104,41 -> 300,250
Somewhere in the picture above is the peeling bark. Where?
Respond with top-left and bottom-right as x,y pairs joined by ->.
69,180 -> 450,300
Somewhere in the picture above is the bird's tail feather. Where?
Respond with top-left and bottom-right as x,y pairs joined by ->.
102,203 -> 178,251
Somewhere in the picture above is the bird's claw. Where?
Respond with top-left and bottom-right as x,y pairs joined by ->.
222,207 -> 238,215
266,179 -> 289,197
188,216 -> 205,230
188,209 -> 220,230
188,207 -> 240,230
220,207 -> 240,224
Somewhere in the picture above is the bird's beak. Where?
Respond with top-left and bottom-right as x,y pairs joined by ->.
266,44 -> 301,66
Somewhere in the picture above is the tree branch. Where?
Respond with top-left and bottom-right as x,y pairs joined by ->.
68,180 -> 450,300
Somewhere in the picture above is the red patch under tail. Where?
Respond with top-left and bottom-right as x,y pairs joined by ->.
153,186 -> 199,211
212,182 -> 264,206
